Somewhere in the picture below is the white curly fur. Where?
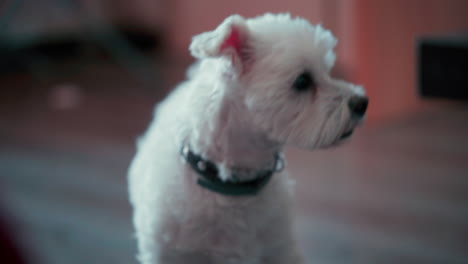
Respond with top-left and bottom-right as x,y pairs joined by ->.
128,13 -> 366,264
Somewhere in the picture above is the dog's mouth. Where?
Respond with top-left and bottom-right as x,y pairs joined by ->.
339,129 -> 354,140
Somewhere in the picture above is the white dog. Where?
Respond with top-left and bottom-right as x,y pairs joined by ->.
128,13 -> 367,264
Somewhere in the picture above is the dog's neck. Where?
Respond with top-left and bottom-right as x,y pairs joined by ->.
189,83 -> 281,182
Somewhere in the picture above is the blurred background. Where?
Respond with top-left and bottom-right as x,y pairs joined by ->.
0,0 -> 467,263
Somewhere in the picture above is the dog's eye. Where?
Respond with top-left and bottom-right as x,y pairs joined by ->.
292,72 -> 316,92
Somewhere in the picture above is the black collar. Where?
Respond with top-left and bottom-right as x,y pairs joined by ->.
181,145 -> 284,196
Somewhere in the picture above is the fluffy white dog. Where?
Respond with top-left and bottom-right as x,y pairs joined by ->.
128,13 -> 367,264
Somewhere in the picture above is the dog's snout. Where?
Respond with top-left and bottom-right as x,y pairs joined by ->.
348,96 -> 368,118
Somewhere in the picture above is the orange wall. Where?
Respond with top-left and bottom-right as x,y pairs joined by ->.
353,0 -> 468,120
166,0 -> 322,55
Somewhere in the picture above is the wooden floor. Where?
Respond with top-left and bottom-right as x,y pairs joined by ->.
0,63 -> 467,264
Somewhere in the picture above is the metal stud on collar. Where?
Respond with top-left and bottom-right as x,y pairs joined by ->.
197,160 -> 207,171
275,156 -> 284,172
181,145 -> 189,158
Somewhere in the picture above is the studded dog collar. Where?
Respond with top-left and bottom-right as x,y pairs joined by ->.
181,145 -> 284,196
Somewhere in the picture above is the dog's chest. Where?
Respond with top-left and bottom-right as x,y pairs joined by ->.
159,192 -> 275,256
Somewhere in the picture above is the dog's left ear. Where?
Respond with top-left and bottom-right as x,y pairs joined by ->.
190,15 -> 249,70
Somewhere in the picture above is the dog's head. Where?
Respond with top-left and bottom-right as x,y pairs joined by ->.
190,13 -> 368,149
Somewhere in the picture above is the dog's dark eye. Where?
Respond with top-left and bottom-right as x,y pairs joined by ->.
292,72 -> 316,92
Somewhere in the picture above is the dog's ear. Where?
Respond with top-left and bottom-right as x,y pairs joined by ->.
190,15 -> 249,69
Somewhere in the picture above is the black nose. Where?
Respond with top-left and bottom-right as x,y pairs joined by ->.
348,96 -> 368,118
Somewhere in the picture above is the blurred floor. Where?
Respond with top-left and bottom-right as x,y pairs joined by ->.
0,62 -> 467,264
